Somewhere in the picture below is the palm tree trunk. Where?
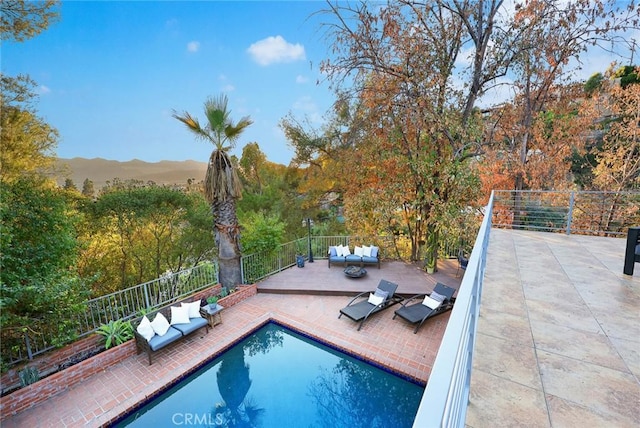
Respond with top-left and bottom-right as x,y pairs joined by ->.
214,199 -> 242,288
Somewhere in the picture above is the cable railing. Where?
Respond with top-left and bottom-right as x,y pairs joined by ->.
492,190 -> 640,236
412,189 -> 639,427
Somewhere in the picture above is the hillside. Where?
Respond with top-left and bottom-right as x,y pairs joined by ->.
55,158 -> 208,191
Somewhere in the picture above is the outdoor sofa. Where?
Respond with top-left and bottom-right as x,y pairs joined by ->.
328,244 -> 380,268
133,298 -> 209,365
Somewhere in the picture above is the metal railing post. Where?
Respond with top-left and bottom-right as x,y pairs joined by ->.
566,191 -> 575,235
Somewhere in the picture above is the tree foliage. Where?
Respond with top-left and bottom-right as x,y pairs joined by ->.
78,184 -> 214,294
0,0 -> 60,42
0,177 -> 89,368
0,74 -> 59,183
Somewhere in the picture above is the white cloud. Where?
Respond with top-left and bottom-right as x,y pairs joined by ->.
221,84 -> 235,92
187,41 -> 200,53
39,85 -> 51,95
247,35 -> 305,66
296,75 -> 309,84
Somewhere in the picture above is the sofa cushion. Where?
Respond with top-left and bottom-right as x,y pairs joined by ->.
150,312 -> 171,336
181,301 -> 203,318
148,326 -> 182,351
345,254 -> 361,262
329,246 -> 338,257
172,317 -> 208,336
170,305 -> 191,325
136,316 -> 155,342
371,246 -> 379,258
362,256 -> 378,264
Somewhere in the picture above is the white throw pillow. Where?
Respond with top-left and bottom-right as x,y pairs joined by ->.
422,295 -> 442,310
354,246 -> 364,257
335,244 -> 344,257
150,312 -> 171,336
181,301 -> 202,318
136,316 -> 155,342
342,245 -> 352,256
362,245 -> 372,257
368,293 -> 384,306
170,305 -> 191,325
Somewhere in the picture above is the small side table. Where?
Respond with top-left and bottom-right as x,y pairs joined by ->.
200,304 -> 224,327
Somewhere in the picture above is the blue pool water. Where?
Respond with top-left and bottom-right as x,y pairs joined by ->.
116,322 -> 424,427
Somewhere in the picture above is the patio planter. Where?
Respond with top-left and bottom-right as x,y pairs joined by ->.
0,338 -> 136,419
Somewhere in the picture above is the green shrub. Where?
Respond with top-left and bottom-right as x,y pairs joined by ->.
96,319 -> 134,349
19,366 -> 40,386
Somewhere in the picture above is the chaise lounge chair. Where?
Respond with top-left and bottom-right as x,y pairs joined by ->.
393,282 -> 456,334
339,279 -> 403,331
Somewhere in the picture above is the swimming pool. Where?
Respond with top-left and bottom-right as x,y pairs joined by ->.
115,322 -> 424,427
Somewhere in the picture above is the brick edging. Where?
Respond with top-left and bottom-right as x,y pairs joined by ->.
0,283 -> 257,420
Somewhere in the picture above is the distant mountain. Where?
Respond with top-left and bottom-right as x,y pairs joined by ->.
55,157 -> 208,191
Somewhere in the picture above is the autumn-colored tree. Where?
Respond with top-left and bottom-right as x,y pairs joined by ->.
592,75 -> 640,192
486,0 -> 638,193
314,1 -> 493,270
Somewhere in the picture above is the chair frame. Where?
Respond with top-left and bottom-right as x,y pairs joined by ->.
393,283 -> 456,334
338,279 -> 403,331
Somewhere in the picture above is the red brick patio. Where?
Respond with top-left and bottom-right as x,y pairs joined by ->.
0,260 -> 460,427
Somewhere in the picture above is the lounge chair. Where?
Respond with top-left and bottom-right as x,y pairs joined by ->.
339,279 -> 402,331
393,283 -> 456,334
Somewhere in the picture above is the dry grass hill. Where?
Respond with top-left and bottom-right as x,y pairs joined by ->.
55,158 -> 208,192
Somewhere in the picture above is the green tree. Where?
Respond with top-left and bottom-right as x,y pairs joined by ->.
0,74 -> 59,183
0,0 -> 60,42
81,178 -> 95,197
79,185 -> 214,294
0,177 -> 88,369
173,94 -> 253,288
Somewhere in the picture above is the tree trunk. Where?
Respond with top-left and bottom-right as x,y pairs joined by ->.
214,199 -> 242,288
424,225 -> 439,274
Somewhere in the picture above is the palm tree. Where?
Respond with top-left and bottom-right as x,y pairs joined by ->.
173,94 -> 253,288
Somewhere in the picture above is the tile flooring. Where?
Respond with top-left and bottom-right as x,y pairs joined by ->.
466,229 -> 640,428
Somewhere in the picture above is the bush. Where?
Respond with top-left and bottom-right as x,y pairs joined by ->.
96,319 -> 134,349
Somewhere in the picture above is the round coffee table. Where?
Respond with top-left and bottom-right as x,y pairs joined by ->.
344,265 -> 367,278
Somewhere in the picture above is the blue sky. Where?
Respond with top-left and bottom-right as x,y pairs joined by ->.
4,1 -> 636,166
4,0 -> 336,165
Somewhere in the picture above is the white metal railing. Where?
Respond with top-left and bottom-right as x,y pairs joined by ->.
412,192 -> 494,428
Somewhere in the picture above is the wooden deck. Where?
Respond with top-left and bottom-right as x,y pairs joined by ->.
257,258 -> 462,296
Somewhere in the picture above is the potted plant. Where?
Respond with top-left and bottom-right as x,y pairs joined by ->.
206,295 -> 219,310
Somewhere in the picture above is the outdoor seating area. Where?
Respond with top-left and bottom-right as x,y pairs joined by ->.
133,298 -> 209,365
327,244 -> 381,268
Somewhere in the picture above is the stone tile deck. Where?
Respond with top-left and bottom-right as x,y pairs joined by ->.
466,229 -> 640,428
1,260 -> 460,427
